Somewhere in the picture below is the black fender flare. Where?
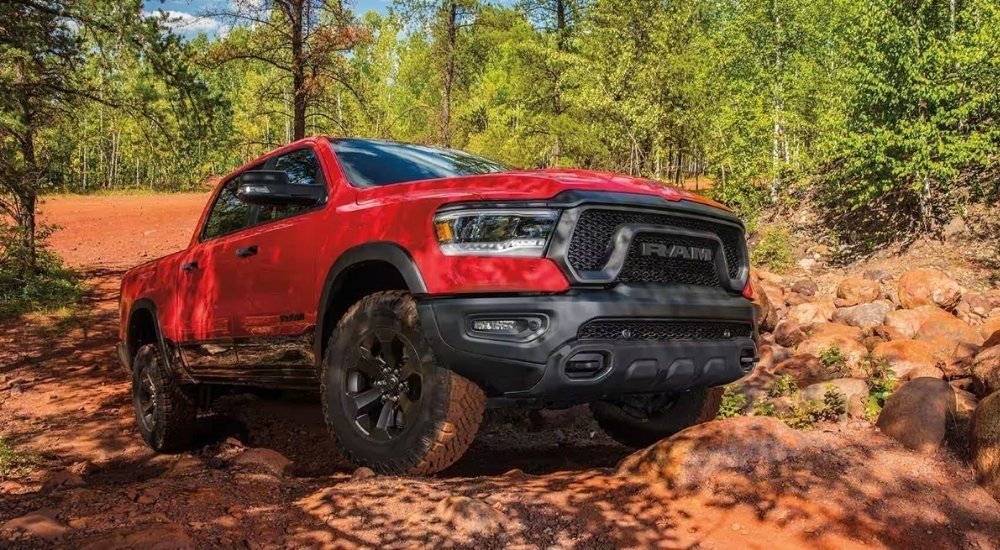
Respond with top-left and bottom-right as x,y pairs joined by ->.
314,241 -> 428,362
124,298 -> 169,372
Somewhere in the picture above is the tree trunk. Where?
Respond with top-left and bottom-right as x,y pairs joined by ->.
555,0 -> 566,50
441,1 -> 457,147
291,0 -> 307,140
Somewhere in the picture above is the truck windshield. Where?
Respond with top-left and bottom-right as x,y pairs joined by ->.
329,138 -> 510,187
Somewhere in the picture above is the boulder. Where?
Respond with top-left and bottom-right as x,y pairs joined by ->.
836,277 -> 881,307
1,509 -> 67,541
906,366 -> 945,380
915,314 -> 983,360
796,333 -> 868,372
434,496 -> 507,537
981,317 -> 1000,342
800,378 -> 869,418
971,346 -> 1000,397
759,281 -> 786,311
231,448 -> 292,477
774,320 -> 808,347
953,388 -> 979,423
791,279 -> 818,297
771,354 -> 839,387
808,322 -> 864,341
884,306 -> 949,339
616,417 -> 813,489
750,272 -> 778,332
897,268 -> 962,310
876,378 -> 956,453
871,340 -> 942,381
971,392 -> 1000,498
832,301 -> 893,330
757,344 -> 792,371
873,324 -> 910,342
784,301 -> 836,327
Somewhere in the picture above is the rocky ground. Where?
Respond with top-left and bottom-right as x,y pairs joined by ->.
1,194 -> 1000,548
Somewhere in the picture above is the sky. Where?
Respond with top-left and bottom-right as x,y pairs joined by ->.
145,0 -> 392,38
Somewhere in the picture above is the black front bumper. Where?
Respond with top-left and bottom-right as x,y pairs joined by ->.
417,285 -> 757,405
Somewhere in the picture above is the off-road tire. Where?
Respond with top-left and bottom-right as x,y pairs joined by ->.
131,343 -> 197,452
321,291 -> 486,475
591,387 -> 723,448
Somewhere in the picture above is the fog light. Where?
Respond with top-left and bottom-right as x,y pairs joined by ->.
472,320 -> 519,333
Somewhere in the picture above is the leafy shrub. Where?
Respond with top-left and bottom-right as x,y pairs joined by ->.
0,223 -> 84,319
861,354 -> 896,420
766,374 -> 799,398
750,226 -> 793,273
751,399 -> 776,417
716,385 -> 748,419
819,346 -> 849,377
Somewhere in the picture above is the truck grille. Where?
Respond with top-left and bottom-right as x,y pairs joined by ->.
578,320 -> 753,341
567,209 -> 743,281
618,234 -> 720,286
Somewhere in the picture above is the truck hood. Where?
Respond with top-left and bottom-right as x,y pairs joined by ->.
354,168 -> 731,212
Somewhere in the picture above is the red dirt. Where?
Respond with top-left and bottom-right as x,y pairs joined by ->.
0,193 -> 998,548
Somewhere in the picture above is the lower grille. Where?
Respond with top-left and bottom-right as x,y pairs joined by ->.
578,320 -> 753,341
618,234 -> 720,286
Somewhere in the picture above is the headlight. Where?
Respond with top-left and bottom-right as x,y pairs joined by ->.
433,209 -> 560,257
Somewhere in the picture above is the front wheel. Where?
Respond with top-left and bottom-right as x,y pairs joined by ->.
591,387 -> 723,448
321,291 -> 486,475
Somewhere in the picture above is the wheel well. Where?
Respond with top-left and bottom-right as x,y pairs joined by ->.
127,308 -> 159,367
320,261 -> 409,358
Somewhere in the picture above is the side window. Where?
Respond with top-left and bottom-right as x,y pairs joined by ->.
202,178 -> 253,240
257,147 -> 325,224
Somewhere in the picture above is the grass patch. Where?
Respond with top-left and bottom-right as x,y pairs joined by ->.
0,226 -> 85,320
0,436 -> 36,480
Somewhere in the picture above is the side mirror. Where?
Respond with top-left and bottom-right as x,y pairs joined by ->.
236,171 -> 325,206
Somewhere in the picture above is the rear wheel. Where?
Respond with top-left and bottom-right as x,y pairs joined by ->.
591,387 -> 722,448
321,291 -> 485,475
131,343 -> 197,452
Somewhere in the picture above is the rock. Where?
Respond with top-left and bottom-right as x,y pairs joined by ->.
801,378 -> 869,418
616,417 -> 814,489
351,467 -> 375,480
873,324 -> 910,342
434,496 -> 507,537
953,388 -> 979,422
785,291 -> 809,306
876,378 -> 955,453
832,301 -> 893,330
79,522 -> 193,550
863,268 -> 892,282
981,318 -> 1000,342
836,277 -> 881,306
897,268 -> 962,310
951,377 -> 975,392
41,470 -> 85,493
757,344 -> 792,371
791,279 -> 818,296
808,322 -> 864,342
915,314 -> 984,359
942,216 -> 967,241
884,306 -> 948,339
907,366 -> 945,380
231,448 -> 292,477
971,392 -> 1000,498
774,320 -> 808,347
796,333 -> 868,372
797,258 -> 817,270
1,509 -> 68,540
750,272 -> 778,332
784,301 -> 836,327
771,354 -> 839,387
971,346 -> 1000,397
759,282 -> 786,311
871,340 -> 942,381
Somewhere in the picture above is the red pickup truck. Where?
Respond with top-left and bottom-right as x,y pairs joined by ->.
117,137 -> 756,474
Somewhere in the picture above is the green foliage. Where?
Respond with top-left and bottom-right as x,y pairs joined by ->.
750,226 -> 793,273
861,354 -> 896,420
766,374 -> 799,398
0,436 -> 35,480
716,385 -> 748,419
819,346 -> 849,377
750,398 -> 776,417
0,224 -> 84,319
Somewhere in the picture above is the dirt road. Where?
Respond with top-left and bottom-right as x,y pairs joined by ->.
1,193 -> 998,548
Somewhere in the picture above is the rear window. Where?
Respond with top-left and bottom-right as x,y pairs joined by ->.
329,139 -> 509,187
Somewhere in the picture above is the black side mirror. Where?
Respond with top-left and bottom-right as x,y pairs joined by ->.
236,171 -> 325,206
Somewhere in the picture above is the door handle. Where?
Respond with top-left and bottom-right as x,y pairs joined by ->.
181,261 -> 199,272
236,245 -> 259,258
